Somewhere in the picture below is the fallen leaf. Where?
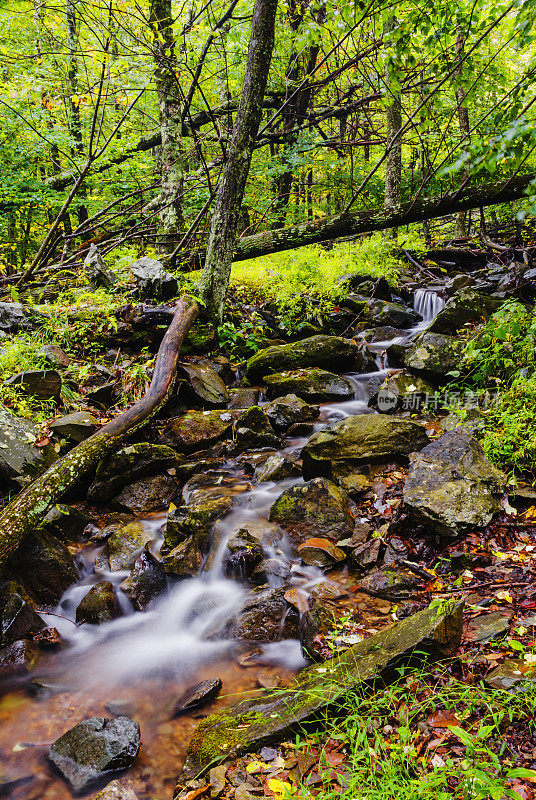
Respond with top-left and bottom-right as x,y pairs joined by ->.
266,777 -> 293,798
184,785 -> 211,800
427,710 -> 461,728
496,590 -> 513,603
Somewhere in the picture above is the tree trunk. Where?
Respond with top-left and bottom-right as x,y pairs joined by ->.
0,298 -> 198,566
454,29 -> 471,238
197,0 -> 279,323
383,16 -> 402,240
150,0 -> 185,254
190,171 -> 536,264
66,0 -> 89,233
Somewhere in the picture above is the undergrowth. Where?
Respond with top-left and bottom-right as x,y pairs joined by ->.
293,665 -> 536,800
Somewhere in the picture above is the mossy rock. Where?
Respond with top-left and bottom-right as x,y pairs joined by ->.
428,288 -> 504,335
229,587 -> 299,642
269,477 -> 353,545
104,522 -> 154,571
178,599 -> 464,784
7,530 -> 80,604
110,474 -> 178,514
341,295 -> 421,329
88,443 -> 183,502
405,332 -> 464,380
76,581 -> 121,625
0,409 -> 58,490
301,414 -> 429,478
159,410 -> 239,452
163,495 -> 233,553
245,335 -> 361,380
265,369 -> 354,403
263,394 -> 320,430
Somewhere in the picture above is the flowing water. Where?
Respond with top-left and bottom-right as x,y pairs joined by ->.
0,288 -> 445,799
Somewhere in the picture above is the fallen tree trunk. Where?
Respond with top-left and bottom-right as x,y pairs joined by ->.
0,296 -> 198,567
176,172 -> 536,267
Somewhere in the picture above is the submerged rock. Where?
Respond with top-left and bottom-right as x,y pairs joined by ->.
0,408 -> 57,489
269,477 -> 353,545
129,256 -> 177,300
301,415 -> 429,478
49,716 -> 140,794
246,335 -> 360,379
178,599 -> 464,782
403,428 -> 506,537
172,679 -> 223,716
89,442 -> 182,502
93,780 -> 139,800
76,582 -> 122,625
265,369 -> 354,403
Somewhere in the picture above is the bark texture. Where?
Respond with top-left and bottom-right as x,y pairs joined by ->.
0,298 -> 198,566
197,0 -> 279,323
383,16 -> 402,239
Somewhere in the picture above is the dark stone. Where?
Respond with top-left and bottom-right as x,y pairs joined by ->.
297,538 -> 346,568
110,474 -> 177,514
348,539 -> 381,571
228,388 -> 261,409
179,599 -> 464,782
403,428 -> 506,536
87,382 -> 119,407
0,639 -> 40,678
129,257 -> 177,300
405,332 -> 464,380
89,442 -> 182,502
428,289 -> 503,334
180,363 -> 229,406
233,406 -> 281,449
0,302 -> 31,333
269,478 -> 353,545
231,588 -> 298,642
42,504 -> 95,542
246,335 -> 361,379
7,531 -> 80,604
255,455 -> 301,482
0,409 -> 57,488
299,598 -> 338,660
265,369 -> 355,403
48,716 -> 141,794
38,344 -> 71,367
250,558 -> 291,586
51,411 -> 97,442
263,394 -> 319,430
160,410 -> 238,452
341,296 -> 421,328
120,550 -> 167,610
103,522 -> 154,572
353,567 -> 419,599
76,582 -> 122,625
465,611 -> 513,643
172,679 -> 223,716
5,370 -> 62,402
485,659 -> 536,690
1,593 -> 44,644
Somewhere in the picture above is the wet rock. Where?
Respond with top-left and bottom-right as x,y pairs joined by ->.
104,522 -> 154,572
130,256 -> 177,300
92,780 -> 139,800
297,538 -> 346,568
0,639 -> 40,678
50,411 -> 97,442
161,538 -> 205,578
48,716 -> 141,794
246,335 -> 361,380
228,388 -> 260,409
301,415 -> 429,478
255,454 -> 301,482
164,496 -> 233,552
120,550 -> 167,610
358,326 -> 407,344
428,288 -> 503,335
172,679 -> 223,716
299,597 -> 338,660
84,245 -> 116,288
403,428 -> 506,537
231,587 -> 298,642
179,599 -> 464,782
405,332 -> 464,380
269,477 -> 353,545
39,343 -> 71,367
371,370 -> 434,413
341,296 -> 421,328
180,363 -> 229,406
465,610 -> 512,643
264,394 -> 319,430
0,772 -> 33,796
330,465 -> 371,496
226,520 -> 283,552
0,302 -> 32,333
110,474 -> 177,514
224,547 -> 263,581
42,504 -> 95,542
348,539 -> 381,571
265,369 -> 354,403
89,442 -> 182,502
353,567 -> 419,599
485,659 -> 536,690
76,582 -> 122,625
5,369 -> 62,402
233,406 -> 281,449
7,530 -> 80,604
160,410 -> 238,452
250,558 -> 291,586
0,409 -> 57,489
87,381 -> 119,407
439,410 -> 485,435
1,593 -> 44,644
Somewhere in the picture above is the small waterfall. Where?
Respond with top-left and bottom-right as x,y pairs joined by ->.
413,288 -> 445,326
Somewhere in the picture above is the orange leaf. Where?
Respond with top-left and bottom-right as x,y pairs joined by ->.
427,710 -> 461,728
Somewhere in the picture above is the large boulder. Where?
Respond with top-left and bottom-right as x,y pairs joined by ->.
428,289 -> 503,334
0,409 -> 57,489
102,522 -> 154,572
84,245 -> 116,288
120,549 -> 167,610
160,410 -> 238,452
178,599 -> 464,783
76,582 -> 122,625
1,593 -> 44,644
48,716 -> 140,794
89,443 -> 182,502
341,295 -> 421,329
110,474 -> 177,514
263,394 -> 319,430
269,477 -> 353,545
245,336 -> 361,380
301,415 -> 429,478
5,369 -> 62,402
265,369 -> 354,402
371,370 -> 434,413
180,363 -> 229,406
403,428 -> 506,537
405,332 -> 464,380
0,302 -> 32,333
7,531 -> 80,604
129,256 -> 177,300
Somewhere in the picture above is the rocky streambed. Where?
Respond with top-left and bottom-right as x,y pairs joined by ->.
1,259 -> 536,799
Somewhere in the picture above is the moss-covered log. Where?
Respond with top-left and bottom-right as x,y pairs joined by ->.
0,296 -> 198,566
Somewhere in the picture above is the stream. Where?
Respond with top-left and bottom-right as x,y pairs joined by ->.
0,288 -> 445,800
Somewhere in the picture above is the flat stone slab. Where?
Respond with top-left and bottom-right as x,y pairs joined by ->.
177,599 -> 463,784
